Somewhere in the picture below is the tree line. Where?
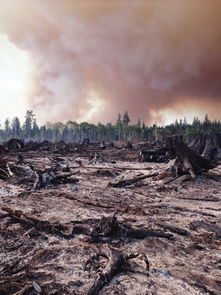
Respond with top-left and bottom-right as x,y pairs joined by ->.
0,111 -> 220,143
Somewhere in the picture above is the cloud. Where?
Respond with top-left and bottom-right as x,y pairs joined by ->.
0,0 -> 221,124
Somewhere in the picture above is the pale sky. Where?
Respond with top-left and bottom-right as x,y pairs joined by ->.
0,34 -> 32,125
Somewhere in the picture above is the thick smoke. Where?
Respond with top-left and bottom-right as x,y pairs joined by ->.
0,0 -> 221,124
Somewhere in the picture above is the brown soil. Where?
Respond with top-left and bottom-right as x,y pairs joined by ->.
0,149 -> 221,295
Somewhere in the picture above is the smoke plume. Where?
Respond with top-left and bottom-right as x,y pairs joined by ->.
0,0 -> 221,124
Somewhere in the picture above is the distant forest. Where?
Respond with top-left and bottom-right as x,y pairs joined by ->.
0,110 -> 220,143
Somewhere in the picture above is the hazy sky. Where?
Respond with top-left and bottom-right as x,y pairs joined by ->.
0,0 -> 221,125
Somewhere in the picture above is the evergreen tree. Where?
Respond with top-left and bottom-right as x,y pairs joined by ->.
32,118 -> 39,139
203,114 -> 210,129
137,119 -> 141,127
116,113 -> 122,124
23,110 -> 35,139
4,118 -> 11,139
122,111 -> 130,125
11,117 -> 21,138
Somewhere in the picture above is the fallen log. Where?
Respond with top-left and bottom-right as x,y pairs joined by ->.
1,207 -> 71,238
190,220 -> 221,235
90,215 -> 173,242
109,172 -> 158,188
156,223 -> 190,236
83,165 -> 153,171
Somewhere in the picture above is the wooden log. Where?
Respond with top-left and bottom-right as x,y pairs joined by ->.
109,172 -> 158,188
156,223 -> 190,236
1,207 -> 71,238
90,215 -> 173,242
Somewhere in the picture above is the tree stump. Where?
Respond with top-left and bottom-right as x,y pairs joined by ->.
166,136 -> 217,178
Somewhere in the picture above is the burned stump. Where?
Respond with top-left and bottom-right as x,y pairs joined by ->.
139,147 -> 168,163
4,138 -> 24,152
188,133 -> 221,161
0,158 -> 10,180
167,136 -> 217,178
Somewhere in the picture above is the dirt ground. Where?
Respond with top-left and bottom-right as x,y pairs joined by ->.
0,149 -> 221,295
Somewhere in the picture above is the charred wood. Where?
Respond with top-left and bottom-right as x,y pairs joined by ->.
166,136 -> 217,178
109,172 -> 158,188
139,147 -> 168,163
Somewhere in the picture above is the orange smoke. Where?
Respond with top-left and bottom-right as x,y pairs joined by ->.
0,0 -> 221,124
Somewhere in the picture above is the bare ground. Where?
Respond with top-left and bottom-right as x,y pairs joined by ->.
0,150 -> 221,295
